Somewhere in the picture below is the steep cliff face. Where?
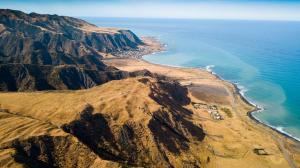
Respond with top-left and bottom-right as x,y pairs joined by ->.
0,9 -> 145,91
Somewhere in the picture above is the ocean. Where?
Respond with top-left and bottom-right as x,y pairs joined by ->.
84,17 -> 300,141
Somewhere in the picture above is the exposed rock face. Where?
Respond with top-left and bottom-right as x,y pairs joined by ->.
0,9 -> 144,91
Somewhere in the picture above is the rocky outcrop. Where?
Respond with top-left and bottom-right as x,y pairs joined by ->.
0,9 -> 145,91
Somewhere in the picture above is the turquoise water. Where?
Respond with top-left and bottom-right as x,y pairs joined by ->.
85,18 -> 300,140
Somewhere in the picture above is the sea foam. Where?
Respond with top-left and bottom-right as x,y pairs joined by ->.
205,65 -> 216,75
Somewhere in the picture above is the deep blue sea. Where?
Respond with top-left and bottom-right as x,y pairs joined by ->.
85,18 -> 300,140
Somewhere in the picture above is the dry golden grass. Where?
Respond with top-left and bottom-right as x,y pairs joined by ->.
0,78 -> 158,126
105,58 -> 300,168
0,77 -> 206,167
80,24 -> 121,34
0,46 -> 299,167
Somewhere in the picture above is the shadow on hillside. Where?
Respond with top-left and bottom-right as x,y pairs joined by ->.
146,78 -> 205,155
62,104 -> 140,166
62,105 -> 125,161
11,135 -> 97,168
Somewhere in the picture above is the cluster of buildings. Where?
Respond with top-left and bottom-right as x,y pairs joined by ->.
192,102 -> 223,120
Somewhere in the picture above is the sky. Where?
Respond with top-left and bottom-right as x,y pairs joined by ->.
1,0 -> 300,21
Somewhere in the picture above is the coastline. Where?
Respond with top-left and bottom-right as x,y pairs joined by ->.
208,67 -> 300,143
213,66 -> 300,143
204,67 -> 300,142
105,36 -> 300,167
144,56 -> 300,143
233,79 -> 300,143
2,8 -> 299,167
140,37 -> 300,143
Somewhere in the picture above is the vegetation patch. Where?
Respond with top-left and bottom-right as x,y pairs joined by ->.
253,148 -> 269,155
221,107 -> 233,118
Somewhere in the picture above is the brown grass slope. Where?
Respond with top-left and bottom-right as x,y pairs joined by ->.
0,77 -> 208,167
105,58 -> 300,168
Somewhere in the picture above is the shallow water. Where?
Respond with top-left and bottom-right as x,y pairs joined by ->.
85,17 -> 300,140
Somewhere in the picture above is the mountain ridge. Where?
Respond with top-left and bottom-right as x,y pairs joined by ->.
0,9 -> 146,91
0,77 -> 206,167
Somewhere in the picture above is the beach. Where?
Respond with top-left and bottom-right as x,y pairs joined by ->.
104,37 -> 300,167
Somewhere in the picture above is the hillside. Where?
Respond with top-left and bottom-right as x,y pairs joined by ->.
0,77 -> 207,167
0,63 -> 156,91
0,9 -> 144,91
0,9 -> 142,66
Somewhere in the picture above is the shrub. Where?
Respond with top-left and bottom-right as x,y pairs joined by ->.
221,107 -> 232,118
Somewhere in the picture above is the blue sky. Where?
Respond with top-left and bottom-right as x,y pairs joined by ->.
1,0 -> 300,21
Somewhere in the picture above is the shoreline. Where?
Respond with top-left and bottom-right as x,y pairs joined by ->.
105,37 -> 300,166
200,63 -> 300,143
132,37 -> 300,143
232,79 -> 300,143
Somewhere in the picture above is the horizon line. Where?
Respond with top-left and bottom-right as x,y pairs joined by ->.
78,16 -> 300,22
